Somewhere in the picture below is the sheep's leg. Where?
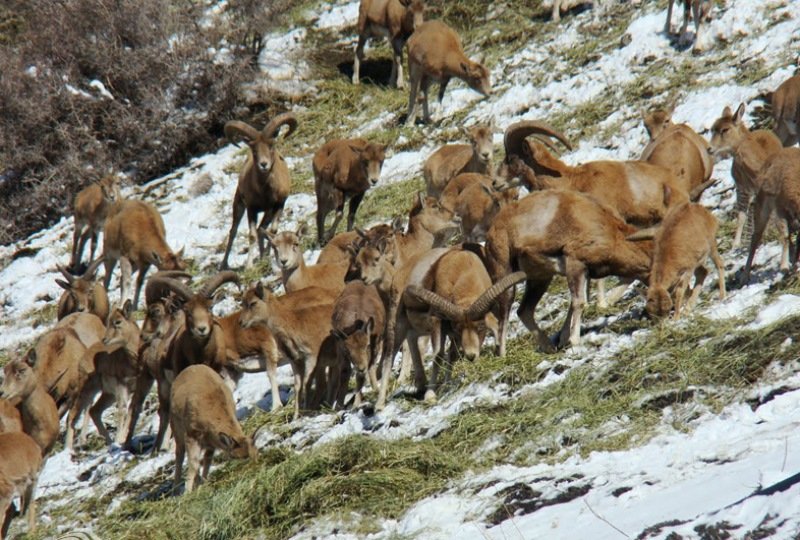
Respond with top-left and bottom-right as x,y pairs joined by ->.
678,0 -> 691,44
495,287 -> 514,357
264,337 -> 283,412
119,257 -> 133,305
352,34 -> 367,85
220,196 -> 246,270
664,0 -> 675,33
185,439 -> 202,493
407,330 -> 432,402
684,266 -> 709,314
710,242 -> 727,300
517,278 -> 556,352
260,201 -> 285,245
778,217 -> 790,271
429,324 -> 449,389
346,193 -> 365,232
396,342 -> 412,385
301,355 -> 318,411
291,359 -> 304,420
437,77 -> 451,106
596,278 -> 608,308
377,305 -> 405,410
71,224 -> 85,269
560,262 -> 587,348
103,255 -> 117,289
353,370 -> 365,408
173,436 -> 185,492
421,77 -> 432,124
201,449 -> 214,482
153,380 -> 171,454
391,37 -> 405,89
124,375 -> 153,449
89,392 -> 115,445
22,477 -> 37,532
741,193 -> 773,286
405,63 -> 422,126
114,388 -> 132,445
132,263 -> 150,310
88,230 -> 99,265
245,207 -> 260,268
316,195 -> 330,246
552,0 -> 561,22
327,200 -> 346,243
443,341 -> 458,387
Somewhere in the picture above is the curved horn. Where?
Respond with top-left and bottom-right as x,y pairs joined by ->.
148,277 -> 194,303
199,270 -> 240,299
531,134 -> 563,155
404,285 -> 464,321
262,112 -> 298,140
626,228 -> 657,241
145,271 -> 193,305
689,177 -> 718,201
224,120 -> 260,144
56,264 -> 75,284
504,121 -> 573,161
83,257 -> 105,280
465,271 -> 528,321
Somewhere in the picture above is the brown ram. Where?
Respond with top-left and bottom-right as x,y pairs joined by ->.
220,113 -> 298,270
55,258 -> 109,323
70,173 -> 121,271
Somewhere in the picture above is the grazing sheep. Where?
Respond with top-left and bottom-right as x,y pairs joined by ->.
313,138 -> 387,245
424,124 -> 494,197
741,148 -> 800,285
441,173 -> 516,242
102,199 -> 186,309
220,113 -> 298,270
709,103 -> 783,249
485,190 -> 653,354
771,74 -> 800,147
628,202 -> 726,318
405,20 -> 491,126
353,0 -> 424,88
55,258 -> 109,323
330,280 -> 386,407
70,174 -> 121,271
28,327 -> 89,418
170,365 -> 255,493
0,432 -> 42,540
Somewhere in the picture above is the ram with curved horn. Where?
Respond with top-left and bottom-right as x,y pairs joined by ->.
55,257 -> 110,323
220,112 -> 298,270
374,246 -> 525,408
146,271 -> 240,452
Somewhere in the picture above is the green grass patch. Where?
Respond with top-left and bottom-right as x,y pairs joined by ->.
99,436 -> 467,540
356,178 -> 425,227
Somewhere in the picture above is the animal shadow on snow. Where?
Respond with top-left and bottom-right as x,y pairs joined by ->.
337,58 -> 394,87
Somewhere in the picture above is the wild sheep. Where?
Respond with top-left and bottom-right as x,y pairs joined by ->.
353,0 -> 424,88
170,365 -> 255,493
665,0 -> 712,53
147,271 -> 239,451
220,113 -> 298,270
424,124 -> 494,197
0,432 -> 42,540
266,225 -> 349,293
710,103 -> 783,249
628,202 -> 726,319
441,173 -> 516,242
374,247 -> 523,408
641,109 -> 714,199
28,327 -> 89,418
771,74 -> 800,147
330,280 -> 386,407
55,258 -> 109,323
392,193 -> 462,267
0,356 -> 59,456
313,138 -> 387,245
0,401 -> 22,434
402,247 -> 523,392
70,174 -> 121,271
485,190 -> 653,354
405,20 -> 491,126
316,222 -> 401,266
103,199 -> 186,309
741,148 -> 800,285
239,283 -> 339,420
498,121 -> 690,226
66,301 -> 141,450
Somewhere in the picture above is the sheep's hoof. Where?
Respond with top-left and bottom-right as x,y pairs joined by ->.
423,389 -> 437,403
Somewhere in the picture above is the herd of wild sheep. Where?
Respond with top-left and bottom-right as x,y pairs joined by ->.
1,0 -> 800,536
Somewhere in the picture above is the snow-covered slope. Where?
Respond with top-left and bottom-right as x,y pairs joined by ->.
2,0 -> 800,538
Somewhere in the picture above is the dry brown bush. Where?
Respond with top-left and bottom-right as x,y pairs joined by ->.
0,0 -> 291,245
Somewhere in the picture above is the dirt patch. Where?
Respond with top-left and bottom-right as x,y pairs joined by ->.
488,481 -> 591,525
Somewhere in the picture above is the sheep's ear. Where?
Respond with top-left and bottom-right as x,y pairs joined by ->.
481,183 -> 494,196
460,61 -> 469,76
734,103 -> 746,123
417,192 -> 426,208
364,317 -> 374,335
391,216 -> 405,231
254,282 -> 266,300
331,328 -> 347,340
722,105 -> 732,118
349,143 -> 365,155
55,279 -> 72,291
296,223 -> 309,237
122,299 -> 133,319
219,432 -> 236,451
25,349 -> 37,368
151,251 -> 162,265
